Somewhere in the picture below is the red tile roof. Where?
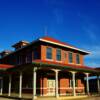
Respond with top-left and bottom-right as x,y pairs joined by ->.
41,37 -> 74,48
39,37 -> 90,54
0,64 -> 14,69
33,60 -> 95,71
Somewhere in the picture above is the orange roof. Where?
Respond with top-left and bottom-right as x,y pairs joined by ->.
0,64 -> 14,69
39,37 -> 90,54
41,37 -> 74,48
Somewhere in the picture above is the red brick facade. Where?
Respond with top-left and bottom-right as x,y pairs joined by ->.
0,36 -> 99,98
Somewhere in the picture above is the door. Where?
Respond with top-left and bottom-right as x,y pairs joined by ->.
47,79 -> 55,96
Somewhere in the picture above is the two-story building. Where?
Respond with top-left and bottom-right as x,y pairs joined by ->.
0,36 -> 100,99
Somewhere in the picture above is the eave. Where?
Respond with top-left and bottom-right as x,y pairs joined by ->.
39,38 -> 90,55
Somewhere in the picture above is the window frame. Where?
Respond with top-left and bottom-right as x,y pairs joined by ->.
76,54 -> 80,64
56,48 -> 61,61
68,52 -> 73,63
46,47 -> 52,60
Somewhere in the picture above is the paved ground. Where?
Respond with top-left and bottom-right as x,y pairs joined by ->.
0,96 -> 100,100
0,98 -> 14,100
80,97 -> 100,100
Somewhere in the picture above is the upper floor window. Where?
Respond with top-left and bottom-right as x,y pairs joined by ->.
46,47 -> 52,59
76,54 -> 80,64
16,55 -> 22,65
33,47 -> 40,60
56,49 -> 61,61
26,52 -> 32,63
68,52 -> 73,63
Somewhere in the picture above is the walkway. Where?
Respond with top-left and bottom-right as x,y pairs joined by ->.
0,96 -> 100,100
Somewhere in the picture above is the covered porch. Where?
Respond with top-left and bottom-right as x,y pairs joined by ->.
0,61 -> 100,100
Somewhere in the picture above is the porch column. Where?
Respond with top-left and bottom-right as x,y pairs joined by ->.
85,73 -> 89,95
97,75 -> 100,93
8,75 -> 12,96
55,70 -> 59,98
0,77 -> 3,95
71,71 -> 76,96
32,67 -> 37,100
19,72 -> 23,98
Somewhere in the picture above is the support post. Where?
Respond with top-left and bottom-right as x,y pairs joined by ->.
71,71 -> 76,96
0,77 -> 3,95
85,73 -> 89,95
97,75 -> 100,94
55,70 -> 59,98
8,75 -> 12,96
32,67 -> 37,100
19,72 -> 22,98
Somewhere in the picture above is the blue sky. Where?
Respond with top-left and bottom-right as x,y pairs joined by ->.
0,0 -> 100,67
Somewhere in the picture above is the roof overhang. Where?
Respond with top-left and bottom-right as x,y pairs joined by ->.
4,61 -> 99,76
0,64 -> 14,70
39,38 -> 90,55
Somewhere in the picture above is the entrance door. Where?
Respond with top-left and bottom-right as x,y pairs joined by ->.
47,79 -> 55,96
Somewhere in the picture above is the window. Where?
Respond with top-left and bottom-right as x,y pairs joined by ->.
64,52 -> 67,60
33,47 -> 40,60
26,52 -> 32,63
76,54 -> 80,64
56,49 -> 61,61
46,47 -> 52,59
34,50 -> 39,59
68,52 -> 73,63
16,55 -> 21,65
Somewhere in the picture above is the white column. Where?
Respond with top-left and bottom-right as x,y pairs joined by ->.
0,77 -> 3,95
71,71 -> 76,96
55,70 -> 59,98
85,73 -> 89,95
97,76 -> 100,93
19,72 -> 22,98
32,67 -> 37,100
8,75 -> 12,96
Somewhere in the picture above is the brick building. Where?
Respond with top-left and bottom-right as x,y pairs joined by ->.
0,36 -> 100,99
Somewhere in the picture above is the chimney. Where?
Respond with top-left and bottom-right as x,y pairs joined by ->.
12,41 -> 29,50
0,50 -> 12,58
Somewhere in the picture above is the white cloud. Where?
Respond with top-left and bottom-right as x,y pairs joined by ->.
85,46 -> 100,59
82,24 -> 98,42
83,45 -> 100,68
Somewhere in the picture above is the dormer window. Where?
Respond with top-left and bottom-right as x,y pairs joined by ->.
46,47 -> 52,59
56,49 -> 61,61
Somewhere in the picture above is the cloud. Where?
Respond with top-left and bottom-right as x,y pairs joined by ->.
83,45 -> 100,67
53,8 -> 64,25
78,13 -> 99,42
82,22 -> 99,43
85,46 -> 100,59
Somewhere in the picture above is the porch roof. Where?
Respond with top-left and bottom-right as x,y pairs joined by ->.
0,64 -> 14,70
32,60 -> 99,73
6,60 -> 99,75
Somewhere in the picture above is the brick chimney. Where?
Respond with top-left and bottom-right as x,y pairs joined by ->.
12,41 -> 29,50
